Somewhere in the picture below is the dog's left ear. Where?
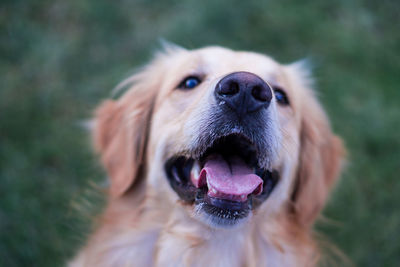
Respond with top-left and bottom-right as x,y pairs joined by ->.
291,105 -> 345,227
286,62 -> 345,227
93,82 -> 156,198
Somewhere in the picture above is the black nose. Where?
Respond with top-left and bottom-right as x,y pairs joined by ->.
215,72 -> 272,116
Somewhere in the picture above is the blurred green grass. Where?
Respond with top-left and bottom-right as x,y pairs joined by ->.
1,0 -> 399,266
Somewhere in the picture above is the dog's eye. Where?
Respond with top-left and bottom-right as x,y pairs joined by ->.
273,87 -> 290,106
178,76 -> 202,90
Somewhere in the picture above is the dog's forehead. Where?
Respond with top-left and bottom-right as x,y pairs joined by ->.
193,47 -> 282,78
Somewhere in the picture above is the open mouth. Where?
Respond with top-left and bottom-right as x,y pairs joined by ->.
165,134 -> 279,227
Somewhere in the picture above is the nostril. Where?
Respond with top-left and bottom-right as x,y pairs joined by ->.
215,72 -> 272,114
219,81 -> 239,96
252,85 -> 270,102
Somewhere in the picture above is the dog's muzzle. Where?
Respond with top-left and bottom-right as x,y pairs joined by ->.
165,72 -> 279,227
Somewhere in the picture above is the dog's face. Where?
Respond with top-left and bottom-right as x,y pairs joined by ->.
94,46 -> 344,230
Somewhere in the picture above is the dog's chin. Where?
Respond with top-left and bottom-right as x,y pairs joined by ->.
193,189 -> 252,229
164,134 -> 280,228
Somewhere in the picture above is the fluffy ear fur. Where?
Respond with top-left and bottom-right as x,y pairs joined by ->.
93,97 -> 152,197
286,61 -> 345,227
93,46 -> 184,198
93,70 -> 161,198
291,104 -> 345,227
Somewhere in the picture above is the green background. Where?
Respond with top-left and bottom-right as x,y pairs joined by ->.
1,0 -> 399,266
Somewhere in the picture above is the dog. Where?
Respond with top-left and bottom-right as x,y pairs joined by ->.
70,44 -> 345,267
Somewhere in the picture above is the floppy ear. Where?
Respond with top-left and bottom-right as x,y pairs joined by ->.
291,97 -> 345,227
92,46 -> 184,198
93,84 -> 155,198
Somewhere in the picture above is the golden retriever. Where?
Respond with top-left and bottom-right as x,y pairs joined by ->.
70,45 -> 345,267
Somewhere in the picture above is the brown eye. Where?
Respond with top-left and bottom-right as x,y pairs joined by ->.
273,87 -> 290,106
178,76 -> 202,90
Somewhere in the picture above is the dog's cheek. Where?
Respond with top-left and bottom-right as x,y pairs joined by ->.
145,115 -> 186,204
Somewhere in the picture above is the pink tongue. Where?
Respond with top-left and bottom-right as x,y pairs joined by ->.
193,155 -> 263,202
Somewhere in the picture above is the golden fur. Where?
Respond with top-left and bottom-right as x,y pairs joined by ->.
70,45 -> 345,267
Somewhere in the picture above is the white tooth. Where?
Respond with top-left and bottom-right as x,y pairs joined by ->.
207,178 -> 211,190
241,195 -> 246,199
212,188 -> 217,194
191,161 -> 201,180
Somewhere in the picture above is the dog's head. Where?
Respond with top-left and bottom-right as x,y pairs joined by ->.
94,45 -> 344,229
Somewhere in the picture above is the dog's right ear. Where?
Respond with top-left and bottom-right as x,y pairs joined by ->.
93,86 -> 155,198
93,47 -> 185,198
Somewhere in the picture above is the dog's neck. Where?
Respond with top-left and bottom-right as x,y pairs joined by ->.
152,207 -> 297,267
70,190 -> 316,267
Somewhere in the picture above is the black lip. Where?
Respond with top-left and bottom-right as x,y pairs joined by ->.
206,195 -> 249,211
165,156 -> 197,203
164,134 -> 279,226
196,190 -> 251,226
251,170 -> 280,209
